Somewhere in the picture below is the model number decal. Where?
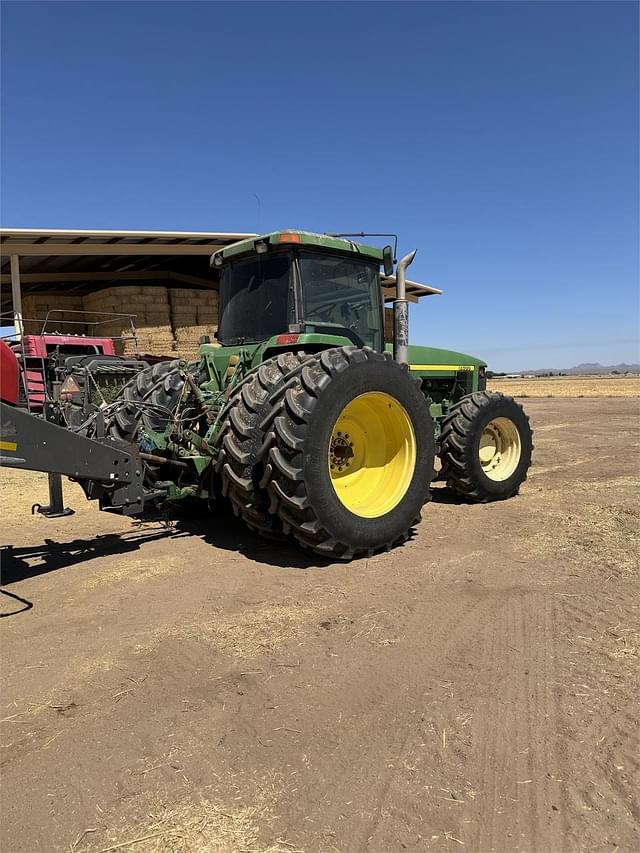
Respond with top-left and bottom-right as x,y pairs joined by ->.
409,364 -> 475,372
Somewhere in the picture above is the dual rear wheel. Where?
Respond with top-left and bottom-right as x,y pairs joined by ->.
221,346 -> 435,558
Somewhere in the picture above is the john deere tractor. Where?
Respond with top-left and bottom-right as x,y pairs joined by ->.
100,230 -> 532,558
0,230 -> 532,559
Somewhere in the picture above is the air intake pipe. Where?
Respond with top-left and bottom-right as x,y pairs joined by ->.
393,249 -> 416,365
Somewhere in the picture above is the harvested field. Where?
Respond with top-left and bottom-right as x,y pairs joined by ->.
1,398 -> 639,853
489,375 -> 640,397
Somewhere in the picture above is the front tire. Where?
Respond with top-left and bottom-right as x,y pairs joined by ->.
439,391 -> 533,501
262,347 -> 435,559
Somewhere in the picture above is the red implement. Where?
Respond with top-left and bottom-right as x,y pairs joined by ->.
0,340 -> 20,405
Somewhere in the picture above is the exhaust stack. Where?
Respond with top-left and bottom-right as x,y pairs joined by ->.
393,249 -> 416,365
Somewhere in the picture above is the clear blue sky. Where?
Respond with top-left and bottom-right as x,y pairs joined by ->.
1,1 -> 638,370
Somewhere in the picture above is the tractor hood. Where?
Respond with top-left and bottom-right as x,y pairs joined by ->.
384,343 -> 486,371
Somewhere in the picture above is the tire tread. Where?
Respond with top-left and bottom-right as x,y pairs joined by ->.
439,390 -> 533,501
262,346 -> 433,559
217,351 -> 310,536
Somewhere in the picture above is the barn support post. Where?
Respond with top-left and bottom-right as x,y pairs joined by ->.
10,254 -> 23,340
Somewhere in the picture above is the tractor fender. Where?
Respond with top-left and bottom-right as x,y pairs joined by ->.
0,340 -> 19,405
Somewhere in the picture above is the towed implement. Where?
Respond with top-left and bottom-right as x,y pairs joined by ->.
0,231 -> 533,558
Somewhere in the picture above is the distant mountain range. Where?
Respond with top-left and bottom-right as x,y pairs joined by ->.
514,362 -> 640,376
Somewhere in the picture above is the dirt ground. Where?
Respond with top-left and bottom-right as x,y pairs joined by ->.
1,398 -> 638,853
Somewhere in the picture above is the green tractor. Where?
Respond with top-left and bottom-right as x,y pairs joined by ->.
107,230 -> 533,559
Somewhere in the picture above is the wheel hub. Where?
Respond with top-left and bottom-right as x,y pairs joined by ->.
327,392 -> 416,518
329,432 -> 355,472
479,417 -> 522,481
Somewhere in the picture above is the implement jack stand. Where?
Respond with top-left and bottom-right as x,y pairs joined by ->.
32,473 -> 75,518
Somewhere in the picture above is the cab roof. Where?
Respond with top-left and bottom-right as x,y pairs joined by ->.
215,230 -> 384,262
212,230 -> 443,302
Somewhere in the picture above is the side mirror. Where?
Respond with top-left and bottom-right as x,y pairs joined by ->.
383,245 -> 394,277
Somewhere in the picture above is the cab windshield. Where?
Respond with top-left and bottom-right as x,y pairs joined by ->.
299,252 -> 382,350
218,254 -> 293,345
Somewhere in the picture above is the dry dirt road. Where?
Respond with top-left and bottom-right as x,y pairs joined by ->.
1,398 -> 638,853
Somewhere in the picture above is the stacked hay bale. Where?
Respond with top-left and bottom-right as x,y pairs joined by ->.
82,286 -> 174,355
21,292 -> 85,335
169,288 -> 219,358
19,283 -> 223,356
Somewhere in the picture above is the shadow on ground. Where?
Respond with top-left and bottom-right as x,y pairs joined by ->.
0,588 -> 33,617
429,484 -> 469,505
0,527 -> 182,585
174,513 -> 335,570
0,511 -> 333,590
1,487 -> 470,589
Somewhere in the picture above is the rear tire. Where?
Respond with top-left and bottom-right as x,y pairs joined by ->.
262,346 -> 435,559
109,359 -> 186,440
439,391 -> 533,501
105,360 -> 196,502
217,352 -> 310,536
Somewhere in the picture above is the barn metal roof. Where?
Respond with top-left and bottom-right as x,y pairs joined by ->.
0,227 -> 255,272
0,227 -> 255,250
0,228 -> 256,312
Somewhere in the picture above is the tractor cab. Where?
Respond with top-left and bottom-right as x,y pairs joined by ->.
212,231 -> 386,351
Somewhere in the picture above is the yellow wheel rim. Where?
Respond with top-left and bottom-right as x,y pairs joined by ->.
479,417 -> 522,482
328,392 -> 416,518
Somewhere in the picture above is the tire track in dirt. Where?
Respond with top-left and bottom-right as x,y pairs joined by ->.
314,579 -> 577,853
470,590 -> 565,853
251,579 -> 561,852
234,581 -> 505,852
350,582 -> 569,852
552,587 -> 639,851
